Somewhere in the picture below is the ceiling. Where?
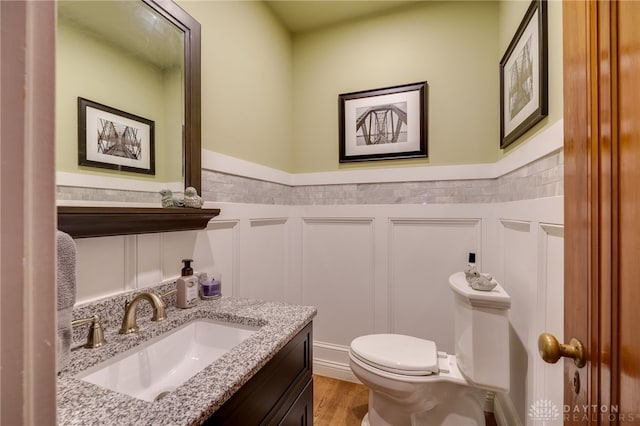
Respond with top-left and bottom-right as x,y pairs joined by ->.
57,0 -> 183,70
57,1 -> 422,68
264,0 -> 422,34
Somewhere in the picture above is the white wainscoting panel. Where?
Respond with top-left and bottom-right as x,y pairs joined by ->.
136,233 -> 163,290
160,230 -> 200,281
492,197 -> 563,426
205,221 -> 239,297
70,196 -> 564,426
302,218 -> 375,347
240,218 -> 288,301
389,219 -> 481,353
499,219 -> 536,425
75,235 -> 129,301
535,224 -> 564,426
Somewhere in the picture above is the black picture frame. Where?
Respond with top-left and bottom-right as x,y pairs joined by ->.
339,81 -> 428,163
78,97 -> 155,175
499,0 -> 548,149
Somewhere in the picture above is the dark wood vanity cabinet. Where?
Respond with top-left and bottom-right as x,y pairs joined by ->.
278,380 -> 313,425
206,322 -> 313,426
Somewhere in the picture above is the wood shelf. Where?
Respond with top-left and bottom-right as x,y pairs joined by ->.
57,206 -> 220,238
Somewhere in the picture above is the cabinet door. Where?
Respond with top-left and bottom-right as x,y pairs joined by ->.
206,322 -> 313,425
278,379 -> 313,426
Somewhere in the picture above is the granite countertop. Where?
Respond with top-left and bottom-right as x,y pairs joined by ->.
57,296 -> 317,426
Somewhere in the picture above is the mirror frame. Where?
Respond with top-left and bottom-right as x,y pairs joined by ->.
152,0 -> 201,193
57,0 -> 220,239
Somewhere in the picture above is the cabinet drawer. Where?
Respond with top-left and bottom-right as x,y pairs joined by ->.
278,379 -> 313,426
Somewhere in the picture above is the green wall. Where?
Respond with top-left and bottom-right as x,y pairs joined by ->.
56,22 -> 183,183
177,0 -> 562,174
292,1 -> 499,172
178,0 -> 295,172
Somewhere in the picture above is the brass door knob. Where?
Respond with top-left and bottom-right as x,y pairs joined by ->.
538,333 -> 586,368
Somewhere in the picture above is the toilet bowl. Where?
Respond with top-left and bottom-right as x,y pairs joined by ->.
349,341 -> 485,426
349,272 -> 511,426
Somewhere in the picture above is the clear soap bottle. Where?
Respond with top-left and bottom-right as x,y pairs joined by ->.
177,259 -> 199,308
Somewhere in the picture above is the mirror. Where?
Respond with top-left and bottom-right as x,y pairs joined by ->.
56,0 -> 211,238
56,0 -> 200,201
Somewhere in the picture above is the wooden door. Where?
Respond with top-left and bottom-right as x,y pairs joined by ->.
0,1 -> 57,424
563,0 -> 640,422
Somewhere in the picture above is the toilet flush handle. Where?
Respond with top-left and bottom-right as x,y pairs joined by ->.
538,333 -> 586,368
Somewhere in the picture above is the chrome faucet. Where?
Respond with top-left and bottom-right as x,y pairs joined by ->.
119,292 -> 167,334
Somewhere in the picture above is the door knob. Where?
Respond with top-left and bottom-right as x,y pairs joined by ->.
538,333 -> 586,368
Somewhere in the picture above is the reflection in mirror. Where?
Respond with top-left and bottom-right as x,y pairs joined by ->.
55,0 -> 208,239
56,0 -> 192,205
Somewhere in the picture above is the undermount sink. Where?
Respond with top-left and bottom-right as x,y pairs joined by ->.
77,319 -> 258,402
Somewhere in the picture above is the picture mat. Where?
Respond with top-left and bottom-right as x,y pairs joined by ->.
344,90 -> 422,157
84,105 -> 152,170
502,12 -> 540,137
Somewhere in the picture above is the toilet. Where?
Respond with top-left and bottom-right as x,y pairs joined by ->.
349,271 -> 511,426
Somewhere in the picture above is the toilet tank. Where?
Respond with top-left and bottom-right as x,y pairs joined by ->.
449,272 -> 511,393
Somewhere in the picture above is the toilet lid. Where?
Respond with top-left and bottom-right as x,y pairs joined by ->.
350,334 -> 438,376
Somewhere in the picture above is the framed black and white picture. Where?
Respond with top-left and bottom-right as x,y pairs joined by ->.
499,0 -> 548,149
339,81 -> 427,163
78,97 -> 155,175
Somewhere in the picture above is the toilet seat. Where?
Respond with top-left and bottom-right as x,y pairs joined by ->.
350,334 -> 439,376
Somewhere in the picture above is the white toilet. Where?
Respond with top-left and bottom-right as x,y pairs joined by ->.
349,271 -> 511,426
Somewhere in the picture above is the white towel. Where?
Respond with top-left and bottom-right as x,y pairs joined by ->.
56,231 -> 77,372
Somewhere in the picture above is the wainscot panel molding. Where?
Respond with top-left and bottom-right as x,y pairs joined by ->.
75,236 -> 130,301
204,220 -> 240,297
72,197 -> 563,426
249,218 -> 288,226
388,218 -> 482,353
241,218 -> 289,301
499,219 -> 532,232
301,217 -> 376,347
534,223 -> 564,426
135,233 -> 163,289
493,197 -> 563,426
499,218 -> 536,424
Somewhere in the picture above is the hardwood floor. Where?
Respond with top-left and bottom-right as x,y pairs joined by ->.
313,375 -> 369,426
312,374 -> 498,426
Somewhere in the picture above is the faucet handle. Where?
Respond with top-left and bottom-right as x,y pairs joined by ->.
161,288 -> 177,299
71,315 -> 106,349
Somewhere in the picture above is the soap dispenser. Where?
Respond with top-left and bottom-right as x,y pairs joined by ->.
177,259 -> 199,309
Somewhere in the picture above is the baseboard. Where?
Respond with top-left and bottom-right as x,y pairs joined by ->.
312,341 -> 360,383
313,358 -> 360,384
494,392 -> 522,426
